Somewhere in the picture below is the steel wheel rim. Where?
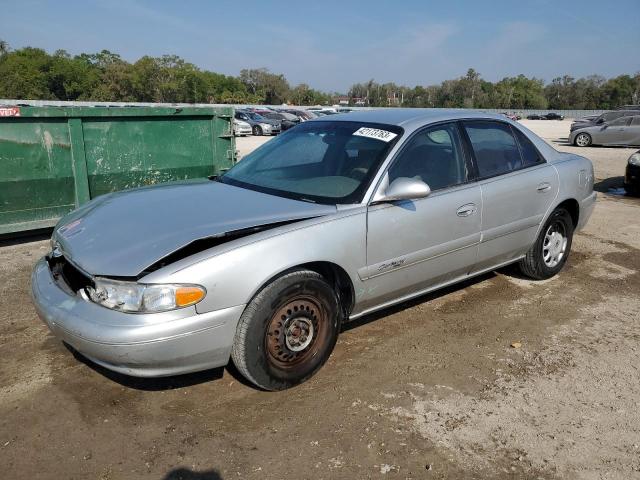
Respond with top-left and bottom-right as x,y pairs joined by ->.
265,296 -> 327,369
576,134 -> 589,146
542,222 -> 567,268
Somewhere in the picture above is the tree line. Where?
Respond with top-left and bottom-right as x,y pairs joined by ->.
0,41 -> 638,110
349,69 -> 640,110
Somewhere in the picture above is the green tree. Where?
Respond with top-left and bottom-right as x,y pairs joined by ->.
0,47 -> 54,99
239,68 -> 290,104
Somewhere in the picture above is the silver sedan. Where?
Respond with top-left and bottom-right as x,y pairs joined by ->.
31,109 -> 596,390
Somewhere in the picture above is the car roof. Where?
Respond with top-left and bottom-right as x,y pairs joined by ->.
312,108 -> 510,132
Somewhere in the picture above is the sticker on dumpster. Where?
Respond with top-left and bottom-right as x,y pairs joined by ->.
353,127 -> 397,142
0,107 -> 20,117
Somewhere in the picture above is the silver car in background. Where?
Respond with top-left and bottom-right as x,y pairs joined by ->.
570,115 -> 640,147
31,110 -> 596,391
233,118 -> 252,136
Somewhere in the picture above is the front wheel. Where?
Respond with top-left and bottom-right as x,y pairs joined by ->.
518,208 -> 574,280
252,125 -> 263,136
231,270 -> 341,391
574,132 -> 592,147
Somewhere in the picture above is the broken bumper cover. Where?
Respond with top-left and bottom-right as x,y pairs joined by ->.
30,258 -> 245,377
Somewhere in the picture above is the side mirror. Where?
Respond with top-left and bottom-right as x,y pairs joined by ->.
601,124 -> 608,130
374,176 -> 431,203
596,118 -> 604,124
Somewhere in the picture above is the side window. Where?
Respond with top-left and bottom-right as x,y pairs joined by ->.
512,127 -> 544,166
464,121 -> 522,178
388,123 -> 467,191
608,117 -> 632,127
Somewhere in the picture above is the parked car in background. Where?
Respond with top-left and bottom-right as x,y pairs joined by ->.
233,118 -> 252,137
32,109 -> 595,391
543,113 -> 564,120
235,110 -> 281,136
502,112 -> 518,121
570,116 -> 640,147
570,110 -> 640,132
257,111 -> 299,131
527,113 -> 565,120
275,110 -> 301,122
283,109 -> 317,121
624,150 -> 640,195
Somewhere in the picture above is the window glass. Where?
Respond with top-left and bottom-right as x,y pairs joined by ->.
264,134 -> 328,169
220,121 -> 402,204
602,112 -> 623,122
464,121 -> 522,177
512,127 -> 543,166
608,116 -> 632,126
388,123 -> 467,190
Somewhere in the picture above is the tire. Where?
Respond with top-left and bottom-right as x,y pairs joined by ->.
518,208 -> 574,280
231,270 -> 341,391
252,125 -> 263,136
574,132 -> 592,147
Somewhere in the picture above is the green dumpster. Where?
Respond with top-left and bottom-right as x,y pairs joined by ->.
0,105 -> 235,234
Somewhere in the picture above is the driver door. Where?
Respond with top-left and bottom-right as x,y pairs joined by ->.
360,122 -> 481,310
601,116 -> 633,145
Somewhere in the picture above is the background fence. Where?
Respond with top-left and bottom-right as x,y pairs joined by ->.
1,100 -> 607,120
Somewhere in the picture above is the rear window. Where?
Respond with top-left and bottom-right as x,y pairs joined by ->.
512,128 -> 544,166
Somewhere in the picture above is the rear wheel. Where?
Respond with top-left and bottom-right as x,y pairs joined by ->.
574,132 -> 592,147
518,208 -> 574,280
252,125 -> 263,136
231,270 -> 341,391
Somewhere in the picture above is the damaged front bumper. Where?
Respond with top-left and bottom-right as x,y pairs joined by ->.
30,257 -> 245,377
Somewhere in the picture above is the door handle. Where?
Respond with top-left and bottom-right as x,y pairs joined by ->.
537,182 -> 551,192
456,203 -> 476,217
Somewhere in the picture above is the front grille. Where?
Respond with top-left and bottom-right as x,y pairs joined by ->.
48,255 -> 94,293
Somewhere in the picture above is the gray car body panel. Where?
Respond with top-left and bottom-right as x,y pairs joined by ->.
33,109 -> 596,377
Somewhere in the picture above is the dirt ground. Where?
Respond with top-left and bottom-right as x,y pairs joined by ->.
1,119 -> 639,480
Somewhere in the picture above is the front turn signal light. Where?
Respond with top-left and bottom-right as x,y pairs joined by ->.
175,286 -> 206,307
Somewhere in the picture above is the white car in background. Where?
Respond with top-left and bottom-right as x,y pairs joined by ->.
233,119 -> 252,137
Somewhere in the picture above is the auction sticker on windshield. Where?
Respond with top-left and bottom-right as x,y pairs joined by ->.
353,127 -> 397,142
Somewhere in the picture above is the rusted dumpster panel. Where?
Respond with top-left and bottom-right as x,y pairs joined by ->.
0,105 -> 235,234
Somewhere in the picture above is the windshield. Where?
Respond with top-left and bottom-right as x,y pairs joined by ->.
246,112 -> 266,121
219,121 -> 403,204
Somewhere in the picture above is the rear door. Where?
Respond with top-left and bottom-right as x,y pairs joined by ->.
462,120 -> 559,272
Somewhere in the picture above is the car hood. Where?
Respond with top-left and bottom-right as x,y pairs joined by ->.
53,180 -> 336,277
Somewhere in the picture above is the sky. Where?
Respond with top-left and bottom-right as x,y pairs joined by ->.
1,0 -> 639,92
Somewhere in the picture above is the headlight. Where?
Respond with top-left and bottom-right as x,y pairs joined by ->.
629,153 -> 640,167
86,278 -> 206,313
260,123 -> 271,129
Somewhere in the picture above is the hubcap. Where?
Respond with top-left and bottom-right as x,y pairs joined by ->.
576,134 -> 589,146
542,223 -> 567,268
266,297 -> 325,368
285,317 -> 314,351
